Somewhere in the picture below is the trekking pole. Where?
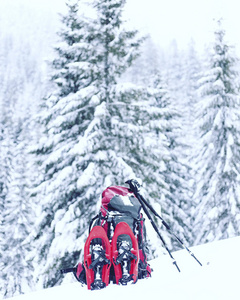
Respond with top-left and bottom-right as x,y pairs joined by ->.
126,179 -> 202,267
126,180 -> 181,272
138,193 -> 202,266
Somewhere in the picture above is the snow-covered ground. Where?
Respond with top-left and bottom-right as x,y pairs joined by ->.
9,236 -> 239,300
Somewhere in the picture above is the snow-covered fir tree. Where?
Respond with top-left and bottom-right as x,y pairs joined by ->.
123,35 -> 164,85
31,1 -> 96,288
121,42 -> 194,246
32,0 -> 175,288
0,54 -> 39,297
33,0 -> 137,288
1,117 -> 36,298
181,41 -> 203,162
164,40 -> 185,102
0,17 -> 50,297
180,40 -> 202,230
0,113 -> 11,298
147,73 -> 193,250
0,39 -> 6,257
182,39 -> 202,121
0,39 -> 29,297
193,20 -> 240,245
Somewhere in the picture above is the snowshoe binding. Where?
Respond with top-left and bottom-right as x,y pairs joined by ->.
112,222 -> 139,285
84,226 -> 111,290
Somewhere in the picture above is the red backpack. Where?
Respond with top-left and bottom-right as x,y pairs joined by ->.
61,181 -> 202,288
74,185 -> 152,289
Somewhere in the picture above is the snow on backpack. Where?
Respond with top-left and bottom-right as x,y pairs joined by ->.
73,185 -> 152,290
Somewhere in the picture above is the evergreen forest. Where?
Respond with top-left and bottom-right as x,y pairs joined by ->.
1,0 -> 240,298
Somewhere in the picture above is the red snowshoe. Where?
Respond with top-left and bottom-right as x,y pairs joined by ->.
112,222 -> 139,285
84,226 -> 111,290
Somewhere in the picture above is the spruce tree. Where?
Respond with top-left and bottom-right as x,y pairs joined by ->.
1,118 -> 35,298
182,39 -> 202,120
147,73 -> 193,250
33,0 -> 172,287
0,118 -> 9,298
33,0 -> 141,288
164,40 -> 184,101
0,27 -> 47,299
193,20 -> 240,245
32,1 -> 96,288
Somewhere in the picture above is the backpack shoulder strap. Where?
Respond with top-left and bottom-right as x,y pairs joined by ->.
88,212 -> 107,233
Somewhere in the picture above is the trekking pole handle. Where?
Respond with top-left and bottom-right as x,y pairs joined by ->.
125,179 -> 142,194
162,220 -> 171,230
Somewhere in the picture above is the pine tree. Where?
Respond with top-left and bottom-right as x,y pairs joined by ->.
193,20 -> 240,245
32,0 -> 140,287
1,117 -> 35,298
182,39 -> 202,120
122,41 -> 195,251
121,35 -> 164,85
0,29 -> 45,299
181,41 -> 202,166
180,41 -> 202,239
147,73 -> 193,250
164,40 -> 185,102
33,0 -> 172,287
31,1 -> 96,288
0,114 -> 10,298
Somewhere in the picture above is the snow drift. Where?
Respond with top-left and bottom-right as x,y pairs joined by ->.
8,236 -> 240,300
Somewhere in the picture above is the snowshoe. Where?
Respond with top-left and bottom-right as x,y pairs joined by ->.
112,222 -> 139,285
84,226 -> 111,290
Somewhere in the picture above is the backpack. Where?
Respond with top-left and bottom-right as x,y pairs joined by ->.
74,185 -> 152,289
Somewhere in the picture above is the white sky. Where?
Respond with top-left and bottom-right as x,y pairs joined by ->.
1,0 -> 239,53
123,0 -> 240,52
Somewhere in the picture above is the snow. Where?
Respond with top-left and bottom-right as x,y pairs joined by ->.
7,236 -> 240,300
